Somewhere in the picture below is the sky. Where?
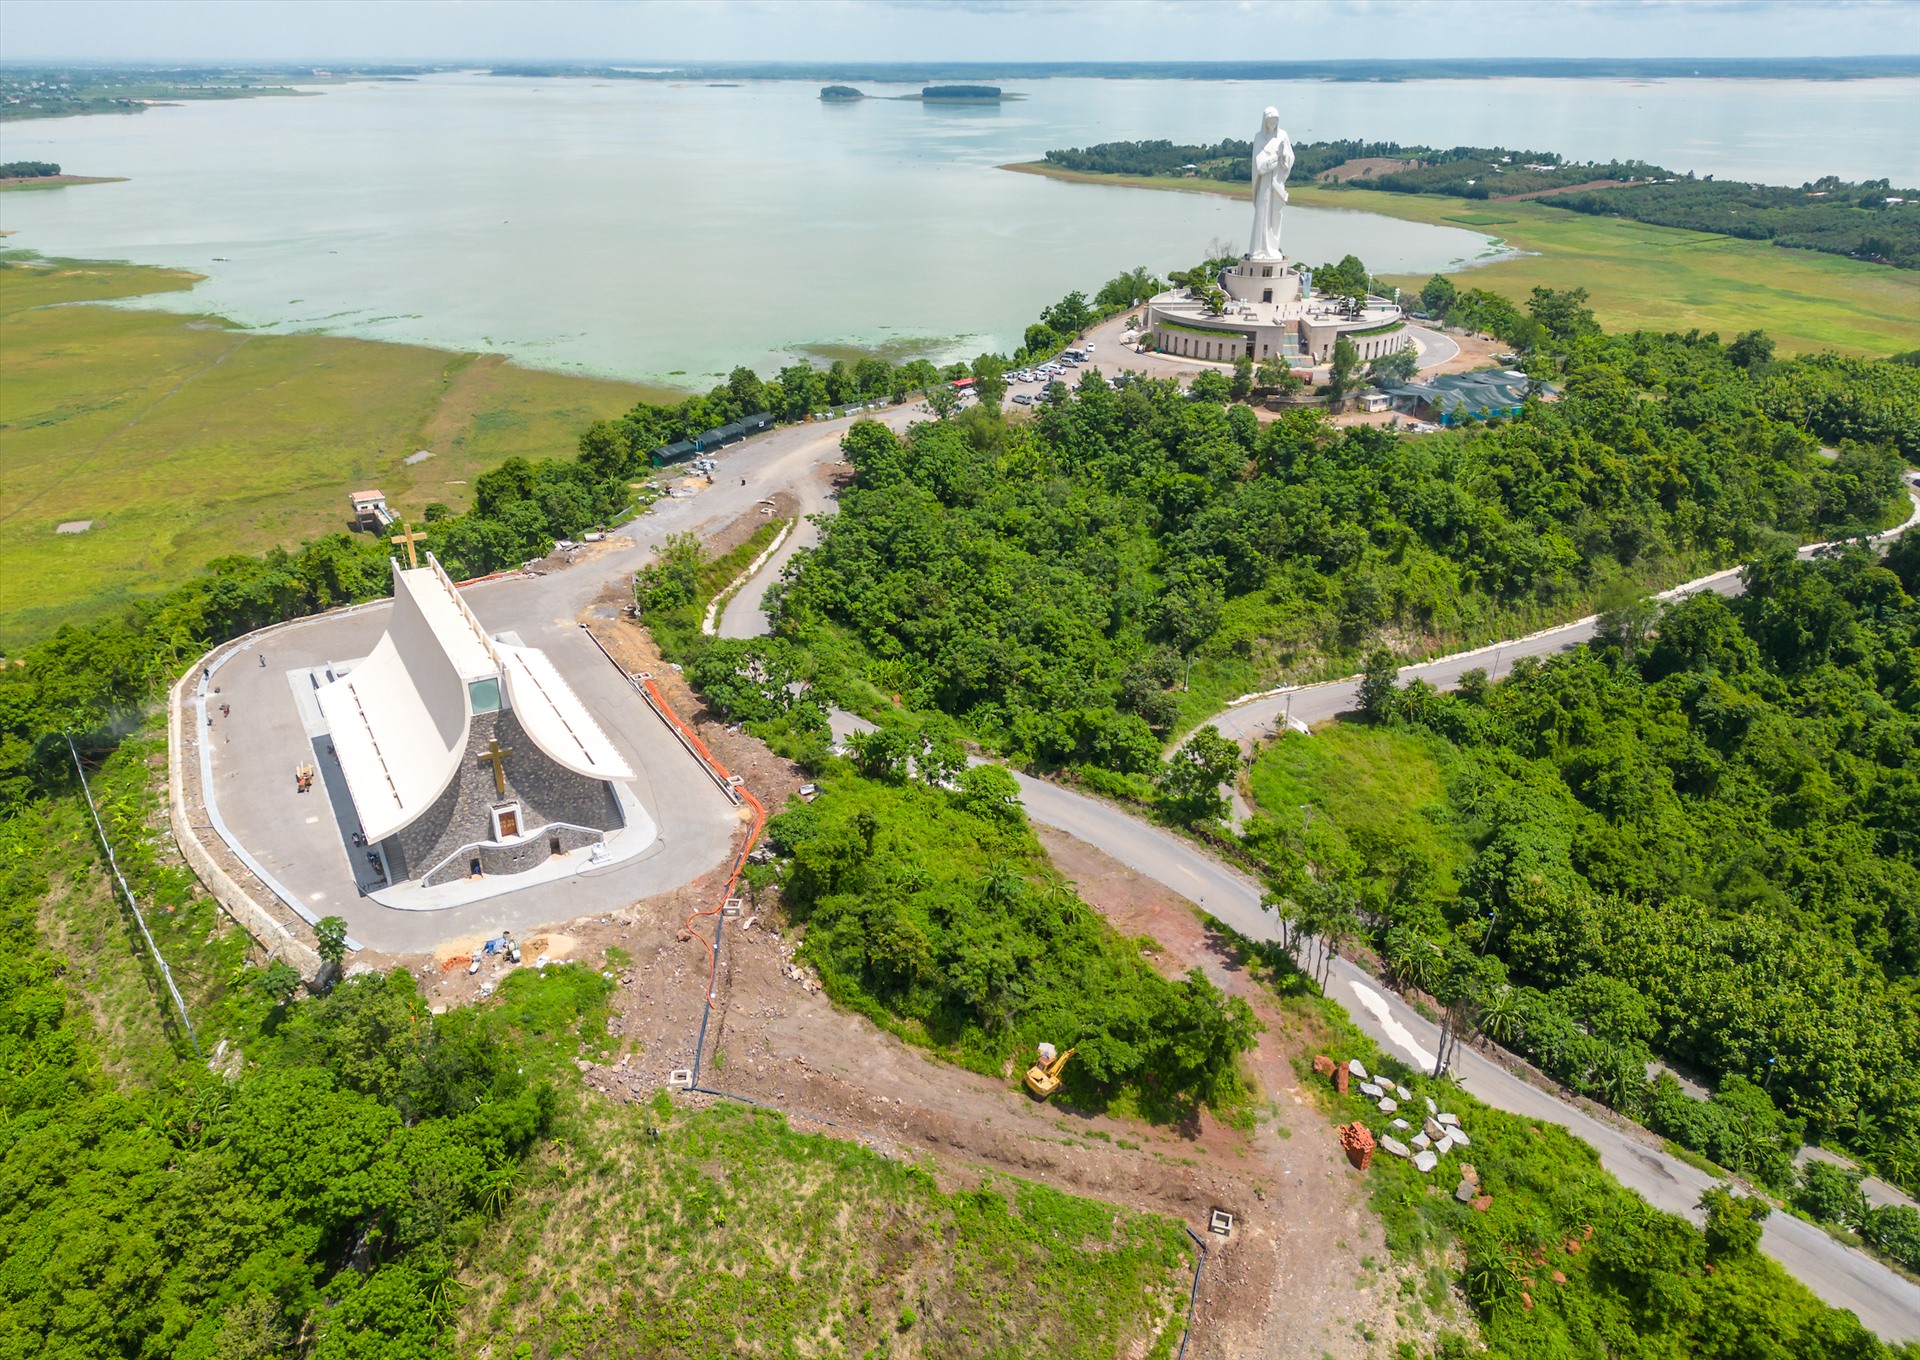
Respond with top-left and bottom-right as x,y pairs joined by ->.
3,0 -> 1918,65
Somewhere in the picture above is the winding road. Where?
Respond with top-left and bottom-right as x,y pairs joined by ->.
192,370 -> 1920,1333
719,430 -> 1920,1338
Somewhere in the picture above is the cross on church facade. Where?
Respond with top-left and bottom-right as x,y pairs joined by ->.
391,522 -> 427,569
478,738 -> 512,795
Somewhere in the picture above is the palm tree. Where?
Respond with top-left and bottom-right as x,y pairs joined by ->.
1600,1049 -> 1649,1116
479,1164 -> 518,1217
1880,1135 -> 1920,1195
981,859 -> 1025,911
1476,985 -> 1524,1048
1037,875 -> 1079,919
1464,1252 -> 1525,1317
1384,929 -> 1437,996
427,1275 -> 469,1328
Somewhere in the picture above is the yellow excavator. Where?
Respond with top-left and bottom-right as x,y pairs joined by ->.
1024,1042 -> 1076,1099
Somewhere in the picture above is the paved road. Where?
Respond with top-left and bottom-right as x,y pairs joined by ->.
717,438 -> 847,639
1404,323 -> 1458,370
1211,487 -> 1920,753
1005,768 -> 1920,1342
749,475 -> 1920,1336
191,405 -> 919,953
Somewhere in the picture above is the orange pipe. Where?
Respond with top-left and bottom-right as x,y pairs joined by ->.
643,675 -> 769,1002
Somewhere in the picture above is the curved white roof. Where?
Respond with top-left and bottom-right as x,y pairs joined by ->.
499,643 -> 633,781
317,629 -> 467,841
316,556 -> 629,844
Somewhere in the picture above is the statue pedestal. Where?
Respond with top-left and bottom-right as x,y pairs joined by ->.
1223,258 -> 1300,305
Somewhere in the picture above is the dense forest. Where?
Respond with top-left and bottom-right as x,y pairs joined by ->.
1,749 -> 618,1355
0,160 -> 60,178
682,304 -> 1920,1353
1255,534 -> 1920,1205
769,305 -> 1911,777
1042,136 -> 1920,269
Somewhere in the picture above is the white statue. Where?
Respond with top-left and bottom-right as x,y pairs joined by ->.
1249,107 -> 1295,259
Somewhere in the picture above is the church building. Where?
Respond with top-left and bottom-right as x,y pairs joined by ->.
316,555 -> 634,888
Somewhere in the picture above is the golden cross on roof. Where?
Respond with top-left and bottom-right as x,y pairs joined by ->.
390,521 -> 427,569
478,737 -> 512,795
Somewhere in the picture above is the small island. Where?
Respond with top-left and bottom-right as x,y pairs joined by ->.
0,160 -> 127,191
819,85 -> 866,101
916,84 -> 1015,102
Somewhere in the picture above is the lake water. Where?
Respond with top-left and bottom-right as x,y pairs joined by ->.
4,73 -> 1914,386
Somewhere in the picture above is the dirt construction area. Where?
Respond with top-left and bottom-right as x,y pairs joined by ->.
408,678 -> 1445,1354
358,518 -> 1454,1359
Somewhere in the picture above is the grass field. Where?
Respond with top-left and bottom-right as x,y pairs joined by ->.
0,254 -> 670,649
1249,721 -> 1476,900
460,1097 -> 1194,1359
1004,162 -> 1920,356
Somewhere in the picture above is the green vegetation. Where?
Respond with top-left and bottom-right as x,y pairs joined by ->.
1247,533 -> 1920,1203
1417,275 -> 1920,461
0,254 -> 664,647
0,161 -> 60,178
770,318 -> 1908,774
818,84 -> 865,100
919,84 -> 1008,100
1216,931 -> 1908,1358
462,1099 -> 1193,1358
7,723 -> 262,1084
3,740 -> 615,1356
633,519 -> 790,655
765,757 -> 1258,1117
1004,164 -> 1920,356
1043,136 -> 1920,270
4,674 -> 1192,1356
1250,724 -> 1474,902
0,247 -> 1157,648
578,281 -> 1133,468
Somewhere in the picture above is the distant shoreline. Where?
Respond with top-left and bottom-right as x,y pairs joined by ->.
0,175 -> 129,192
994,162 -> 1920,357
1002,160 -> 1249,199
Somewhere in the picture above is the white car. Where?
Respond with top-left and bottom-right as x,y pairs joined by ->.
1085,343 -> 1096,353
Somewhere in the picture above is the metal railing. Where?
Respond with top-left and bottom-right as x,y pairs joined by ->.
68,734 -> 201,1056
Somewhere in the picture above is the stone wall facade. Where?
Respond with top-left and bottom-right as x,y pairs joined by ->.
418,823 -> 605,887
381,706 -> 622,884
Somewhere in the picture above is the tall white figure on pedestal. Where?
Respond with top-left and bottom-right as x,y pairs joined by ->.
1249,107 -> 1295,260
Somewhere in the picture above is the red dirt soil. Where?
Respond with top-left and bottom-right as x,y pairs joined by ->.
372,522 -> 1458,1358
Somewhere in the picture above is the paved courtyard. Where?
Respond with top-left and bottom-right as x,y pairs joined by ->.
184,404 -> 921,957
199,598 -> 741,954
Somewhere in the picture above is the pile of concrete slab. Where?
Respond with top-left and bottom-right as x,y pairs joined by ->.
1376,1092 -> 1471,1175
